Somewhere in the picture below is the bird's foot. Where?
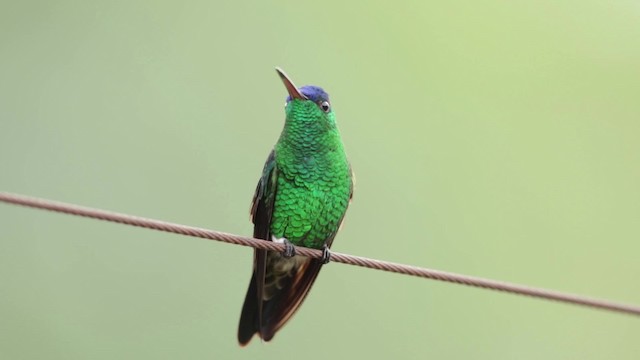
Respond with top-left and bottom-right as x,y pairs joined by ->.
273,236 -> 296,258
320,245 -> 332,264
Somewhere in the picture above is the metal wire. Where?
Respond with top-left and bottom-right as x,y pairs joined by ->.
1,191 -> 639,317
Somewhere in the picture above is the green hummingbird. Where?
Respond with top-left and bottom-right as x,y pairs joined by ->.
238,68 -> 354,345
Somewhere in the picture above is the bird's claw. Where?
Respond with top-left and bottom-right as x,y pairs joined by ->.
272,236 -> 296,258
321,245 -> 331,264
281,238 -> 296,258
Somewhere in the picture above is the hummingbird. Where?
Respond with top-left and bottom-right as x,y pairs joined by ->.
237,68 -> 354,345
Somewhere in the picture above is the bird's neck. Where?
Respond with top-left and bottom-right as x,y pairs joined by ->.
275,123 -> 346,176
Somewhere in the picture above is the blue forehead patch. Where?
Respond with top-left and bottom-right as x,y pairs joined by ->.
286,85 -> 329,103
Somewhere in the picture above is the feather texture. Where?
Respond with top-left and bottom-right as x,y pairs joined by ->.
238,74 -> 352,345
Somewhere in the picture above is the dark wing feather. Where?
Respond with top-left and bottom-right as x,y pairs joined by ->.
238,150 -> 277,345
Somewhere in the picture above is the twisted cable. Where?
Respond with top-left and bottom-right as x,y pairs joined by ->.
1,191 -> 638,317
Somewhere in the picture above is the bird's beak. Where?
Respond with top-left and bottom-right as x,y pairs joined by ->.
276,67 -> 308,100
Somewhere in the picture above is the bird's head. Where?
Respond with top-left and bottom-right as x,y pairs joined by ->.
276,67 -> 335,128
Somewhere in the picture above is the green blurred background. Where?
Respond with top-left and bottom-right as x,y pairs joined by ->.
1,1 -> 639,359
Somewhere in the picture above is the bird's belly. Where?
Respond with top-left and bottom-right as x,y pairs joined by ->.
270,182 -> 349,249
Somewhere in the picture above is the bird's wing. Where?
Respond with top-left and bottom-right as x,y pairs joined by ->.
238,150 -> 278,345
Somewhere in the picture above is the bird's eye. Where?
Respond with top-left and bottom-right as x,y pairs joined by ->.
320,101 -> 331,113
